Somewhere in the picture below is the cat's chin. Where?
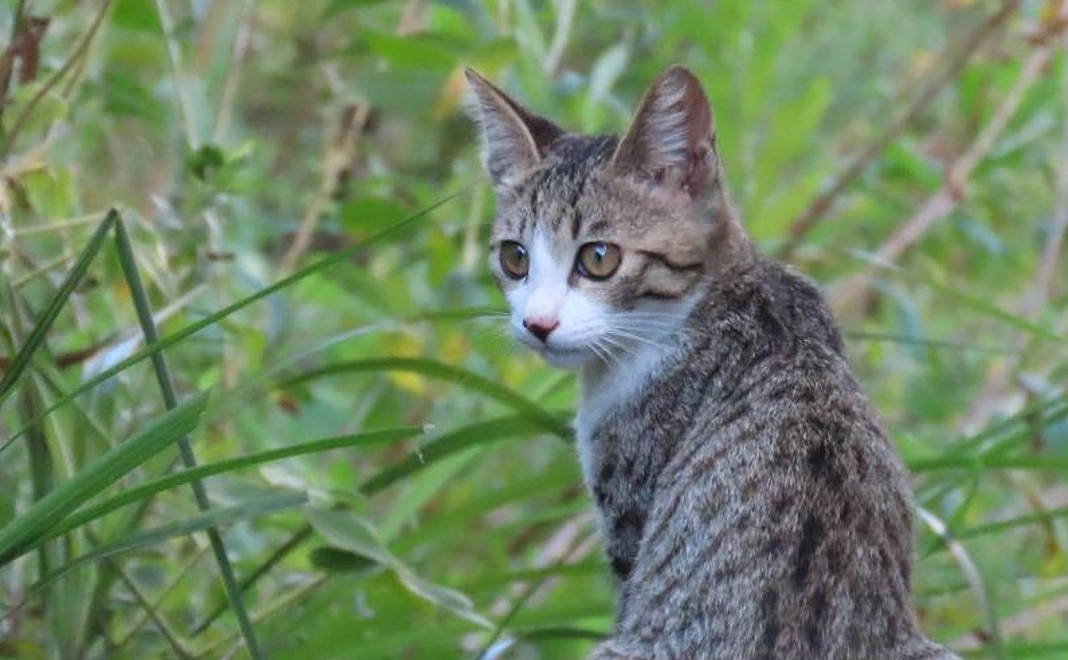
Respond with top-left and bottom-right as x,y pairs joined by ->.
530,345 -> 594,370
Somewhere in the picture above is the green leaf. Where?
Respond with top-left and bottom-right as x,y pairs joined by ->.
308,546 -> 378,573
306,508 -> 493,628
379,447 -> 481,540
358,32 -> 460,70
187,143 -> 227,182
306,508 -> 392,565
21,491 -> 309,598
360,413 -> 560,495
112,0 -> 161,32
323,0 -> 392,20
3,194 -> 461,450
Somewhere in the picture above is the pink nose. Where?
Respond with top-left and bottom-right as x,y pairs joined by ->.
523,318 -> 559,342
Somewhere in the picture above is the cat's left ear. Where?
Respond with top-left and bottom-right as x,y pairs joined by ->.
611,65 -> 718,197
465,68 -> 564,195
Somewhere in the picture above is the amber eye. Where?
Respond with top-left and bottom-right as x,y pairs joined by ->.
498,240 -> 529,280
575,242 -> 622,280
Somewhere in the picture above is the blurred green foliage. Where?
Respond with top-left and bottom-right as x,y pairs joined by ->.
1,0 -> 1067,658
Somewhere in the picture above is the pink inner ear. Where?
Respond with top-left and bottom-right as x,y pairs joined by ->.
466,68 -> 565,192
682,144 -> 711,192
611,66 -> 715,192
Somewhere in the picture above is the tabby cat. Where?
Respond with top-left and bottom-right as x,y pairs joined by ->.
466,65 -> 961,660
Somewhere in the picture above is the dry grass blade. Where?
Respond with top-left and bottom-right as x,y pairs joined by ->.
776,0 -> 1024,259
830,27 -> 1062,312
915,506 -> 1005,659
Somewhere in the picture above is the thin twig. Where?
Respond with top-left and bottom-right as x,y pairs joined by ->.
776,0 -> 1023,259
830,38 -> 1058,312
190,573 -> 329,660
279,102 -> 370,271
7,0 -> 27,44
113,544 -> 209,651
0,0 -> 29,118
961,22 -> 1068,431
950,595 -> 1068,651
544,0 -> 576,75
111,560 -> 193,659
212,0 -> 256,143
153,0 -> 199,146
2,0 -> 112,157
916,506 -> 1006,659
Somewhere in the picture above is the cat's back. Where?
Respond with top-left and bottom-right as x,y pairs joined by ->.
607,259 -> 944,659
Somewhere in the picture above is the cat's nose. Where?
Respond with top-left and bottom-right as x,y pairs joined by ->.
523,318 -> 559,342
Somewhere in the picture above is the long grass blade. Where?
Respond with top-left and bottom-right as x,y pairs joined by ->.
6,491 -> 309,621
113,215 -> 264,659
42,427 -> 422,544
0,392 -> 208,565
276,358 -> 573,440
360,413 -> 558,495
192,412 -> 557,633
0,210 -> 117,409
1,193 -> 462,454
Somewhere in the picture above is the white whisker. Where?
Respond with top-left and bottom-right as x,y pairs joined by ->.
598,334 -> 640,362
586,338 -> 617,367
604,327 -> 669,351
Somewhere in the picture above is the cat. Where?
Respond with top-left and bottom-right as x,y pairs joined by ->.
466,65 -> 962,660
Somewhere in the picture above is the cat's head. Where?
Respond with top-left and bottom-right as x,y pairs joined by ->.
467,65 -> 746,369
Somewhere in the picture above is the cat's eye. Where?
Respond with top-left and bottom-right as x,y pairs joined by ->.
499,240 -> 529,280
576,242 -> 622,280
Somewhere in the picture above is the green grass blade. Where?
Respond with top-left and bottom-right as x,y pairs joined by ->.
191,526 -> 316,636
16,491 -> 309,610
193,413 -> 557,629
277,357 -> 573,440
0,392 -> 208,565
113,215 -> 264,659
909,454 -> 1068,472
0,210 -> 117,409
42,427 -> 422,543
915,395 -> 1068,503
1,193 -> 461,455
360,413 -> 558,495
921,272 -> 1065,343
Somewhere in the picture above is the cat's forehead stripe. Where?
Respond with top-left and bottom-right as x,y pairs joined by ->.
524,135 -> 617,237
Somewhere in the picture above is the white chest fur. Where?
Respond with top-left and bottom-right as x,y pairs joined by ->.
574,338 -> 680,486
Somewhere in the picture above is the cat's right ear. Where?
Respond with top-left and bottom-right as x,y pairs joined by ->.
464,68 -> 563,195
610,65 -> 718,198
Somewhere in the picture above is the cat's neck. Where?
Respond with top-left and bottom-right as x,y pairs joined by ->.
574,291 -> 700,483
578,297 -> 695,399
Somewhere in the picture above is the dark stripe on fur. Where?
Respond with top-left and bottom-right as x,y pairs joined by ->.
637,249 -> 704,273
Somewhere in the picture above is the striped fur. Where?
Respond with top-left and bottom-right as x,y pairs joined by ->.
468,66 -> 961,660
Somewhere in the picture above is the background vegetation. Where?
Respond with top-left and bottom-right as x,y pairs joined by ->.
1,0 -> 1067,658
